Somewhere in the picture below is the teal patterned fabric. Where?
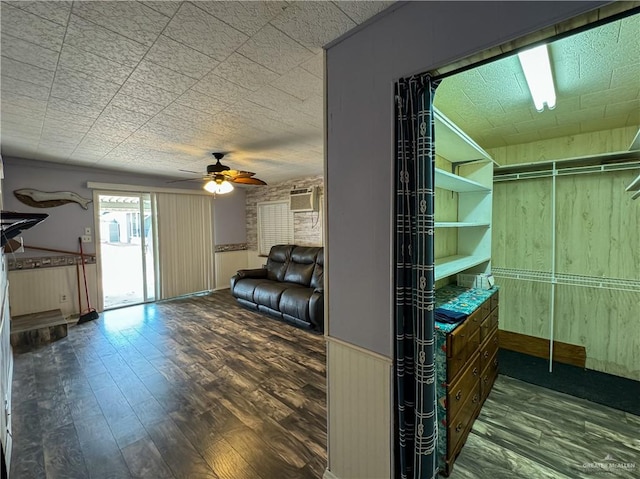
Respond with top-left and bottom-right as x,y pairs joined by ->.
433,285 -> 499,470
394,74 -> 440,479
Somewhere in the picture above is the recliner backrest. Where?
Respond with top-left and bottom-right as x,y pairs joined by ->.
284,246 -> 319,286
311,248 -> 324,289
266,245 -> 294,281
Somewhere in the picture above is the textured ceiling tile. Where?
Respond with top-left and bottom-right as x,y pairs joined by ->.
87,123 -> 134,142
128,60 -> 197,94
238,24 -> 314,75
490,130 -> 541,148
192,73 -> 253,104
288,95 -> 323,118
332,1 -> 394,24
1,56 -> 55,88
0,119 -> 43,137
58,44 -> 135,85
271,67 -> 322,101
5,1 -> 72,26
537,123 -> 582,140
300,52 -> 324,79
51,68 -> 120,108
109,94 -> 166,117
581,114 -> 630,133
41,123 -> 88,141
214,53 -> 281,92
47,97 -> 104,119
161,103 -> 217,132
98,105 -> 153,130
554,104 -> 605,124
175,89 -> 229,115
64,14 -> 149,68
1,75 -> 51,101
513,115 -> 558,133
580,85 -> 640,109
0,3 -> 65,51
247,85 -> 302,112
270,2 -> 356,49
2,91 -> 48,112
144,35 -> 219,80
604,99 -> 640,119
164,3 -> 248,61
71,1 -> 169,47
140,1 -> 182,18
119,78 -> 181,107
45,109 -> 95,129
1,33 -> 59,71
195,1 -> 286,36
610,63 -> 640,89
2,110 -> 45,125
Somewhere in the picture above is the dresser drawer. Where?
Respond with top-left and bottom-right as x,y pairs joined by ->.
480,307 -> 499,344
490,291 -> 499,311
479,298 -> 491,321
480,328 -> 499,371
481,351 -> 499,403
447,353 -> 480,421
447,307 -> 482,359
448,328 -> 480,381
447,381 -> 480,458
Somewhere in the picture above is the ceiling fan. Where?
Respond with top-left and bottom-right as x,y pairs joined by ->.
173,152 -> 267,194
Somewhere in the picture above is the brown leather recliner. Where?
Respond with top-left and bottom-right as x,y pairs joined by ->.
230,245 -> 324,332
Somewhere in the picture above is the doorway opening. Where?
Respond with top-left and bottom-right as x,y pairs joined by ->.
97,193 -> 157,309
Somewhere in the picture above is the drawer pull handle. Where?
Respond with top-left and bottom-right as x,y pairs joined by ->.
455,423 -> 463,433
493,358 -> 498,367
472,394 -> 479,404
455,390 -> 462,401
484,351 -> 489,358
473,367 -> 478,376
483,376 -> 488,383
494,337 -> 498,345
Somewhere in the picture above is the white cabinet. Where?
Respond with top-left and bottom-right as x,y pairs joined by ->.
434,109 -> 495,281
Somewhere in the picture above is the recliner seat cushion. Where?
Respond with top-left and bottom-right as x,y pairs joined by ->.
279,288 -> 314,322
253,282 -> 294,310
232,278 -> 269,302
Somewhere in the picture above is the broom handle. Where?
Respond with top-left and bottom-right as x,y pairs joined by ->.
76,264 -> 83,314
79,238 -> 92,310
23,244 -> 82,256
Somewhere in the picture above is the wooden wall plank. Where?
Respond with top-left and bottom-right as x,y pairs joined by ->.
495,278 -> 550,339
498,330 -> 586,368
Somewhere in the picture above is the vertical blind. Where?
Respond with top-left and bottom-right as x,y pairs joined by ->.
258,201 -> 294,255
156,193 -> 214,299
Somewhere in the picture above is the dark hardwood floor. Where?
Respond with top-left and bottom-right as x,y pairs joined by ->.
9,291 -> 639,478
10,291 -> 327,479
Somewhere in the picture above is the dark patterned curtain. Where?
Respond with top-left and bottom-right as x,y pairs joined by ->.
394,74 -> 440,479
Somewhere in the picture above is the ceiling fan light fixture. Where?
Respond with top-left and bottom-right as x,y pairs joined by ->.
204,179 -> 234,194
518,44 -> 556,112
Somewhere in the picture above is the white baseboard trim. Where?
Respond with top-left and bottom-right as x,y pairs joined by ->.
323,468 -> 339,479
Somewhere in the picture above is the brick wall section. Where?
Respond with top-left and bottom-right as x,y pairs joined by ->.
246,175 -> 324,250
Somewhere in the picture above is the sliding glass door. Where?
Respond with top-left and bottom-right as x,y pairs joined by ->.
97,193 -> 157,309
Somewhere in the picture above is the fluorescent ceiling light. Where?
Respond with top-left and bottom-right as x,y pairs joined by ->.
204,179 -> 234,194
518,45 -> 556,112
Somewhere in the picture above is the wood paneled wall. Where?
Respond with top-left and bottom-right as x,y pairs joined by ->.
492,169 -> 640,380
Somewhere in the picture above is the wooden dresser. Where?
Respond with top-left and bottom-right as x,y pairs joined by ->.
435,286 -> 499,476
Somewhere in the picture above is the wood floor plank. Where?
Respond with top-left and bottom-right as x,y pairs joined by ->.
42,422 -> 89,479
119,437 -> 174,479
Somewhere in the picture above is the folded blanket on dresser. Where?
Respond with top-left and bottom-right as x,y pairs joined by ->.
435,308 -> 468,324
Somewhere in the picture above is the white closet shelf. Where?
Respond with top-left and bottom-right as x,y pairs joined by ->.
435,254 -> 490,281
435,168 -> 491,193
435,222 -> 490,228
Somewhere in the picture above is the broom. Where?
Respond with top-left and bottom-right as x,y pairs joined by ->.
77,237 -> 99,323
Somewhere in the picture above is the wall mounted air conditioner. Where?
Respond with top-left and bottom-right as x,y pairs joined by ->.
290,186 -> 318,212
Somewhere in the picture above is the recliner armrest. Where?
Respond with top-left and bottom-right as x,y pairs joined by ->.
236,268 -> 268,279
313,287 -> 324,294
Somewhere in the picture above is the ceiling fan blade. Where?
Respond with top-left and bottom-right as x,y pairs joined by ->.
179,168 -> 200,174
231,177 -> 267,186
166,177 -> 204,184
224,169 -> 256,179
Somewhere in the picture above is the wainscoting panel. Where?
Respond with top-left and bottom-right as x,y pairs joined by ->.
214,250 -> 248,290
326,338 -> 392,479
8,264 -> 98,318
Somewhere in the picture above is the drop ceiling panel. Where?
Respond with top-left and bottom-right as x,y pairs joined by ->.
1,76 -> 51,101
192,73 -> 253,104
144,35 -> 219,80
271,67 -> 323,101
196,1 -> 286,36
214,53 -> 281,92
109,94 -> 166,117
1,56 -> 55,88
163,3 -> 248,61
64,14 -> 148,67
119,78 -> 181,107
174,89 -> 230,115
58,44 -> 135,85
51,68 -> 121,108
5,1 -> 72,26
128,60 -> 197,95
140,2 -> 181,18
0,3 -> 65,50
271,2 -> 356,50
238,24 -> 314,74
333,1 -> 396,24
71,1 -> 170,47
1,33 -> 59,71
